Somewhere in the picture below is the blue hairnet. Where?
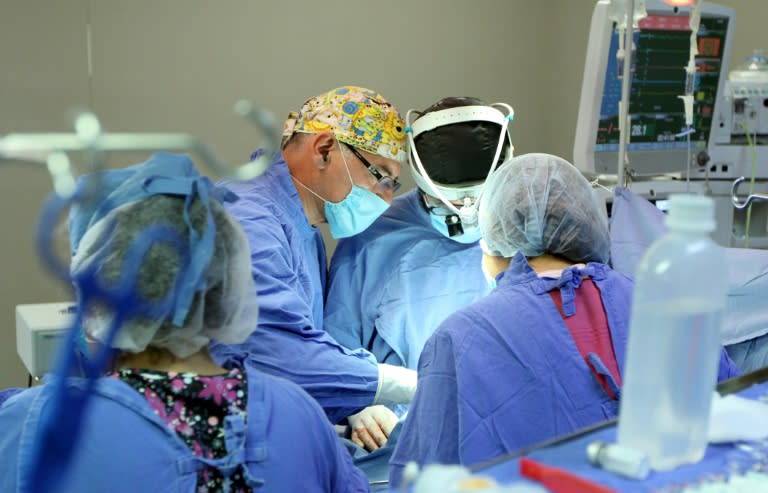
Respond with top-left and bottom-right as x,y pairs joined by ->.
69,152 -> 235,254
68,152 -> 256,358
478,153 -> 610,263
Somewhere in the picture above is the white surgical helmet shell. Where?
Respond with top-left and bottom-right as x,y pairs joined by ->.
71,195 -> 257,358
478,153 -> 610,263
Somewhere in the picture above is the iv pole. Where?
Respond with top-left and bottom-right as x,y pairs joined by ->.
617,0 -> 635,188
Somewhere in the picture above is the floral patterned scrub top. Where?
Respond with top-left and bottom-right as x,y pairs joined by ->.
110,367 -> 250,493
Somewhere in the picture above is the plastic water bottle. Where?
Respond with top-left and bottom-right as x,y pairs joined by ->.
617,194 -> 727,471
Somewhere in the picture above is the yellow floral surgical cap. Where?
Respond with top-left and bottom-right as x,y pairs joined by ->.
281,85 -> 407,163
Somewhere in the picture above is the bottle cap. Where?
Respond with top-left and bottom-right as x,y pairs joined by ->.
586,440 -> 606,466
665,194 -> 716,233
586,441 -> 651,480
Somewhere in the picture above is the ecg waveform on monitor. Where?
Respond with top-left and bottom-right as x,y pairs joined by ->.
595,14 -> 728,148
638,33 -> 690,42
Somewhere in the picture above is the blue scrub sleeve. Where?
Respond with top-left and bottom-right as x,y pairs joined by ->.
273,378 -> 372,493
389,330 -> 461,486
210,205 -> 379,424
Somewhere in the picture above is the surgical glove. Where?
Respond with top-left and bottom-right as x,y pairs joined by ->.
374,363 -> 417,405
347,405 -> 398,452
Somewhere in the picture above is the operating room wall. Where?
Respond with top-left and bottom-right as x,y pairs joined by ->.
1,0 -> 766,389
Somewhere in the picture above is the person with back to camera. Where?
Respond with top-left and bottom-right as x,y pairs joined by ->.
208,86 -> 418,453
0,153 -> 371,492
325,96 -> 514,375
388,153 -> 741,486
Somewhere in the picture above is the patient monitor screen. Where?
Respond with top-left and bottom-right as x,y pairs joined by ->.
575,2 -> 734,175
596,15 -> 728,153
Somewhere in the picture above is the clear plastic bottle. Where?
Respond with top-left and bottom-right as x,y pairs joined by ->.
617,194 -> 728,471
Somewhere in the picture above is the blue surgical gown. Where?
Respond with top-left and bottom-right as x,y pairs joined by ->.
208,153 -> 379,424
0,367 -> 369,493
326,189 -> 487,369
389,254 -> 741,486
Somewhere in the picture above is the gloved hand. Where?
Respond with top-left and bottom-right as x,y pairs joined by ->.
346,405 -> 399,452
374,363 -> 417,405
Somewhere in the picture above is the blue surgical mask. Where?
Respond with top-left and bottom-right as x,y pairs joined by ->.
325,185 -> 389,238
294,139 -> 390,239
429,212 -> 482,244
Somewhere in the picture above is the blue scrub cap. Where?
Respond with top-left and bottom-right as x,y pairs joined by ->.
68,152 -> 239,328
478,153 -> 610,263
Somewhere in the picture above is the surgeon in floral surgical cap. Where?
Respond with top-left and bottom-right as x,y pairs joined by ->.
209,86 -> 417,453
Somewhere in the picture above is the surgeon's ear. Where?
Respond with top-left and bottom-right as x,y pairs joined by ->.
309,131 -> 336,169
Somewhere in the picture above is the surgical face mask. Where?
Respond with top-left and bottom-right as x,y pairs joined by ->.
325,185 -> 389,238
294,141 -> 389,239
428,212 -> 482,244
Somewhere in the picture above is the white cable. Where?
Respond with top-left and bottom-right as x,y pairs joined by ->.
617,0 -> 635,188
680,0 -> 702,190
686,131 -> 691,192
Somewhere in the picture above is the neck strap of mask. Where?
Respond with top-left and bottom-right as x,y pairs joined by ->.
406,103 -> 515,221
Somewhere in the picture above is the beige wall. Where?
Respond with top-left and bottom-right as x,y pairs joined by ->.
1,0 -> 766,388
1,1 -> 92,388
